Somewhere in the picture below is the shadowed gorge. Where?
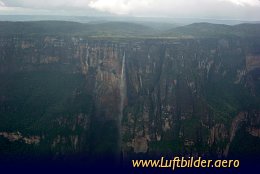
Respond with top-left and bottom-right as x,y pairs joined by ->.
0,21 -> 259,164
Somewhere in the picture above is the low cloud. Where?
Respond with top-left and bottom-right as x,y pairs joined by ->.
221,0 -> 260,6
89,0 -> 152,15
2,0 -> 90,9
0,0 -> 260,20
0,1 -> 5,7
88,0 -> 260,19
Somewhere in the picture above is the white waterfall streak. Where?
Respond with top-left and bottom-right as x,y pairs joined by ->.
119,51 -> 126,123
118,51 -> 126,156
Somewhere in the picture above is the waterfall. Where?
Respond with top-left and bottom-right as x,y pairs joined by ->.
118,51 -> 126,159
120,52 -> 126,123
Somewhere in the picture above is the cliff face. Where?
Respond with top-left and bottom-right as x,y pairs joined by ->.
0,35 -> 260,161
121,38 -> 260,158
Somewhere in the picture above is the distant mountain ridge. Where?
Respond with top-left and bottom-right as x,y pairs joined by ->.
0,21 -> 157,37
165,22 -> 260,37
0,21 -> 260,38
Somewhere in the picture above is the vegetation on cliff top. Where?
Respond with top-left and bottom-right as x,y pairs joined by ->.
0,21 -> 260,38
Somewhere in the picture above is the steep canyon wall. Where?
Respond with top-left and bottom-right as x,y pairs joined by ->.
0,36 -> 259,161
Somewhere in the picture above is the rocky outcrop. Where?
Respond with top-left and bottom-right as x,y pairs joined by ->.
247,127 -> 260,137
246,55 -> 260,71
0,132 -> 40,145
208,124 -> 228,146
223,112 -> 247,156
132,137 -> 148,153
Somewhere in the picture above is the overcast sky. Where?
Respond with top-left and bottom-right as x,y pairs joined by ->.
0,0 -> 260,20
